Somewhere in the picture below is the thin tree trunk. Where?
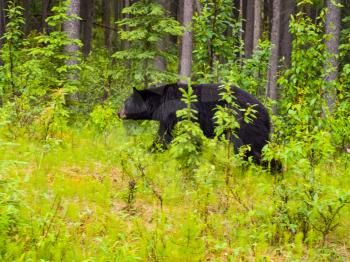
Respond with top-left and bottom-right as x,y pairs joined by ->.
42,0 -> 50,32
234,0 -> 243,61
122,0 -> 130,50
253,0 -> 262,51
155,0 -> 171,72
111,0 -> 120,51
264,0 -> 272,39
179,0 -> 193,82
244,0 -> 254,58
279,0 -> 294,68
0,0 -> 5,66
266,0 -> 281,114
102,0 -> 112,52
177,0 -> 184,67
324,0 -> 341,113
64,0 -> 81,79
209,1 -> 218,70
195,0 -> 202,15
178,0 -> 184,24
169,0 -> 179,45
22,0 -> 31,34
81,0 -> 94,57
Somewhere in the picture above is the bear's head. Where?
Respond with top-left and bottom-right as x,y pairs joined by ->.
118,87 -> 161,120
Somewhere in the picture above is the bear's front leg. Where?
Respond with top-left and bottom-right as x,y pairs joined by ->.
230,136 -> 244,154
157,121 -> 174,146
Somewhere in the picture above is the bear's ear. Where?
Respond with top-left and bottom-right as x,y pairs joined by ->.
132,87 -> 145,100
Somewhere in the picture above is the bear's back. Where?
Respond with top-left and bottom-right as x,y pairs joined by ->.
158,83 -> 265,109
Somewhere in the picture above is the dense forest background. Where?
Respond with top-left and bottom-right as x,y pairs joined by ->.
1,0 -> 350,260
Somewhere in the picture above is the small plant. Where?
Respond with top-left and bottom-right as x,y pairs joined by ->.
0,0 -> 24,101
214,84 -> 240,143
171,81 -> 206,171
89,103 -> 117,140
214,83 -> 257,161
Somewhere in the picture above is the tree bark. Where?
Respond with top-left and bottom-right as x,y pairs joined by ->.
111,0 -> 121,51
0,0 -> 5,66
177,0 -> 184,24
42,0 -> 50,32
232,0 -> 243,60
324,0 -> 341,113
81,0 -> 94,57
279,0 -> 294,68
102,0 -> 112,52
22,0 -> 31,34
179,0 -> 193,82
195,0 -> 202,15
155,0 -> 171,72
253,0 -> 262,51
122,0 -> 130,50
64,0 -> 81,78
209,1 -> 218,69
266,0 -> 281,114
244,0 -> 254,58
302,4 -> 318,23
264,0 -> 273,40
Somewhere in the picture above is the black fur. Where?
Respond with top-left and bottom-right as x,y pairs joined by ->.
119,83 -> 271,164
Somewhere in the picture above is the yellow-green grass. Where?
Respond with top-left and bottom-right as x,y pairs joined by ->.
1,127 -> 349,261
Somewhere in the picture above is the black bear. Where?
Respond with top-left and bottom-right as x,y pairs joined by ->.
118,83 -> 271,164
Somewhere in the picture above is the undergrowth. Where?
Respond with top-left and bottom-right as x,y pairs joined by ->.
0,123 -> 349,261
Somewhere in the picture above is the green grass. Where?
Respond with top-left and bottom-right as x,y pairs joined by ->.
1,125 -> 350,261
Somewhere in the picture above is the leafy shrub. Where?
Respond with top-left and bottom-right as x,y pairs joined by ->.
113,0 -> 183,88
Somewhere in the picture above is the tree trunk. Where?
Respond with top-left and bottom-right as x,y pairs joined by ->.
266,0 -> 281,114
42,0 -> 50,32
209,1 -> 218,70
177,0 -> 184,24
324,0 -> 341,113
122,0 -> 130,50
102,0 -> 112,53
253,0 -> 262,51
302,4 -> 318,23
179,0 -> 193,82
232,0 -> 243,60
81,0 -> 94,58
64,0 -> 81,79
22,0 -> 31,34
195,0 -> 202,15
155,0 -> 171,72
0,0 -> 5,66
244,0 -> 254,58
111,0 -> 121,51
279,0 -> 294,68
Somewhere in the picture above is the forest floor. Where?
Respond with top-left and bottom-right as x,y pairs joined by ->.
1,126 -> 350,261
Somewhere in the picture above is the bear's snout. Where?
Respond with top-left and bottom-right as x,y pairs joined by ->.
118,108 -> 126,119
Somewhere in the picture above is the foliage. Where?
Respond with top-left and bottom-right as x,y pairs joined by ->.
113,0 -> 183,88
89,103 -> 117,139
261,10 -> 350,247
213,83 -> 241,140
274,10 -> 348,156
0,127 -> 349,260
171,82 -> 207,170
278,12 -> 328,136
79,49 -> 130,115
193,0 -> 241,78
0,0 -> 24,102
0,1 -> 82,139
335,14 -> 350,149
